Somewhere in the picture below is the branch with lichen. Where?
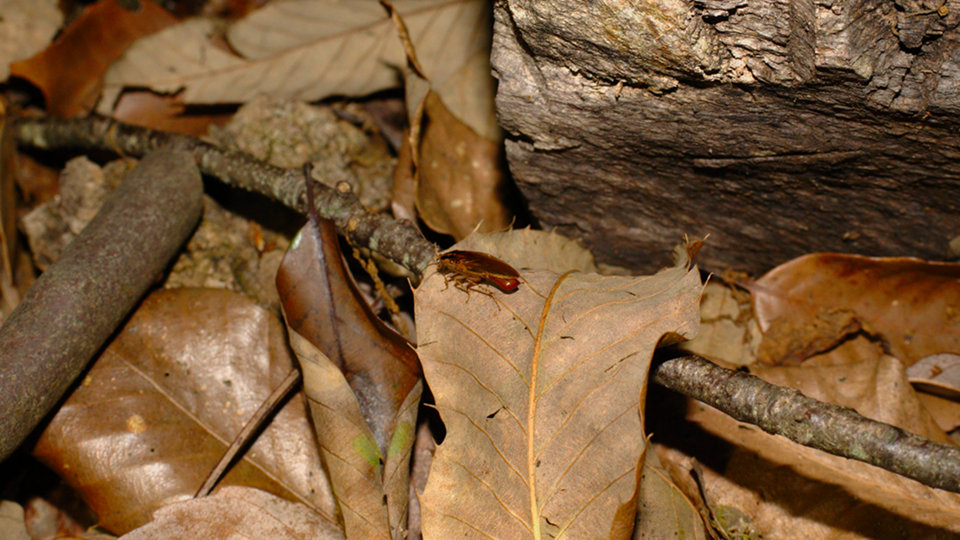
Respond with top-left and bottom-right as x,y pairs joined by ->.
14,116 -> 435,281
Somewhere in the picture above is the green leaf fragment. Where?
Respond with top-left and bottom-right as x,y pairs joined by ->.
387,422 -> 414,458
353,433 -> 382,469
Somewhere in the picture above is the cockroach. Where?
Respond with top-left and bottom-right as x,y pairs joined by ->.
436,250 -> 521,294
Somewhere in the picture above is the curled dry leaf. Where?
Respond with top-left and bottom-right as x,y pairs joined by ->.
277,217 -> 422,539
33,288 -> 337,535
688,355 -> 960,535
412,91 -> 511,237
98,0 -> 497,138
121,486 -> 343,540
415,231 -> 702,538
751,253 -> 960,366
10,0 -> 176,117
384,3 -> 507,237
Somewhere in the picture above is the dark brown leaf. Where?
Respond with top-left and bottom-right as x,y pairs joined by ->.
277,217 -> 421,539
10,0 -> 176,117
277,217 -> 420,452
33,288 -> 337,535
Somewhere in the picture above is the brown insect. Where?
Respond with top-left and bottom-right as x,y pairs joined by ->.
436,250 -> 521,294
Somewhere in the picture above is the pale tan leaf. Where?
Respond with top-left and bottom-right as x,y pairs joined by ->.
0,0 -> 61,81
0,501 -> 30,540
287,329 -> 422,539
98,0 -> 498,139
916,391 -> 960,434
415,231 -> 702,539
33,288 -> 337,534
635,449 -> 708,540
688,355 -> 960,534
120,486 -> 343,540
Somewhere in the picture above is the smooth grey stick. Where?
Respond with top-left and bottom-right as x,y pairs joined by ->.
0,146 -> 203,461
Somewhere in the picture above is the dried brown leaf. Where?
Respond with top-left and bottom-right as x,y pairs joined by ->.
414,91 -> 511,237
678,282 -> 761,367
277,217 -> 421,452
120,486 -> 343,540
98,0 -> 497,138
287,330 -> 421,539
456,228 -> 599,275
0,111 -> 21,319
751,253 -> 960,366
916,392 -> 960,434
907,353 -> 960,400
391,127 -> 419,221
0,501 -> 30,540
11,0 -> 175,117
277,218 -> 422,538
33,288 -> 337,535
415,231 -> 702,539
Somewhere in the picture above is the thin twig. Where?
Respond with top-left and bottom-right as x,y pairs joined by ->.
195,369 -> 302,498
651,354 -> 960,493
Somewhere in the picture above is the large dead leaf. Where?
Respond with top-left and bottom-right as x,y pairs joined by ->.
414,231 -> 702,538
277,217 -> 422,538
751,253 -> 960,366
287,332 -> 422,539
10,0 -> 175,117
688,355 -> 960,535
98,0 -> 497,139
33,288 -> 337,535
0,0 -> 62,81
121,486 -> 343,540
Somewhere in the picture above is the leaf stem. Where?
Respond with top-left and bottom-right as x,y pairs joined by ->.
528,272 -> 574,538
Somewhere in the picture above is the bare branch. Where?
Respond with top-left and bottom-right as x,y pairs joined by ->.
651,354 -> 960,493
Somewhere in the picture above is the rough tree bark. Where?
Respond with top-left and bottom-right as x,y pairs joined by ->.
491,0 -> 960,275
